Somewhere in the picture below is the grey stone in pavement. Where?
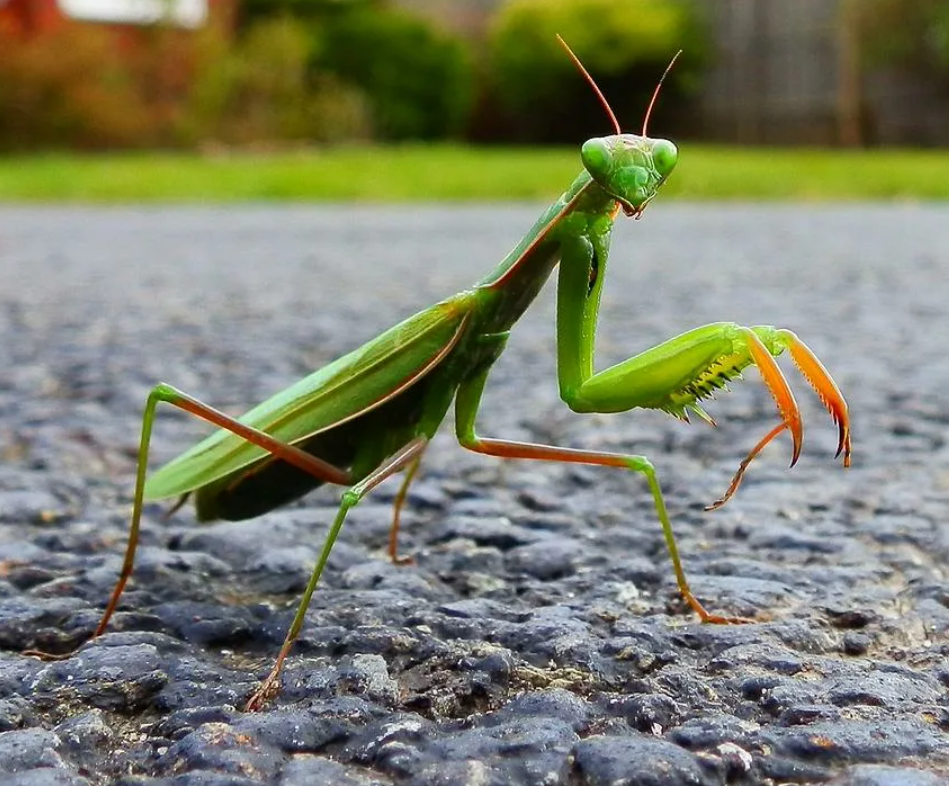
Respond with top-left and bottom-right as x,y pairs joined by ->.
0,204 -> 948,784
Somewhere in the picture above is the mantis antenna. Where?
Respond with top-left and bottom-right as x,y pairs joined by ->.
556,34 -> 621,136
642,50 -> 683,137
555,35 -> 683,139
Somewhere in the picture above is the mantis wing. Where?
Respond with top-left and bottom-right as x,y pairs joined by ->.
143,293 -> 474,500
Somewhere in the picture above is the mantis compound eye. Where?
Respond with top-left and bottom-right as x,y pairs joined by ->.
581,137 -> 613,181
652,138 -> 678,180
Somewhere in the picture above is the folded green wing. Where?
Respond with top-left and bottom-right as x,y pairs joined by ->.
144,292 -> 473,500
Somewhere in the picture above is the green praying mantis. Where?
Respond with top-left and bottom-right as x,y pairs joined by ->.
31,38 -> 851,711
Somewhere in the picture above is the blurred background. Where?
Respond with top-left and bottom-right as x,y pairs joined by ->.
1,0 -> 947,151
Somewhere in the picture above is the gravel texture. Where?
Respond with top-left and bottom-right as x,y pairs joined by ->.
0,203 -> 947,785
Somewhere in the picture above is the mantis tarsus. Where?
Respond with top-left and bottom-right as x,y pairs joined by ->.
31,38 -> 851,711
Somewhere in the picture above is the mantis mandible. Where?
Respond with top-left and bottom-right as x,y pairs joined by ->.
32,38 -> 851,711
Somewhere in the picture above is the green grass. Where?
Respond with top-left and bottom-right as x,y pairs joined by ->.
1,144 -> 948,202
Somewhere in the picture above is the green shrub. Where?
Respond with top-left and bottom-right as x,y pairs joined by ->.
124,25 -> 234,146
185,16 -> 371,145
488,0 -> 707,142
0,15 -> 372,151
318,7 -> 474,140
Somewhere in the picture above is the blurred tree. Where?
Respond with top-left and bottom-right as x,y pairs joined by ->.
235,1 -> 475,141
317,6 -> 473,139
856,0 -> 949,85
238,0 -> 374,27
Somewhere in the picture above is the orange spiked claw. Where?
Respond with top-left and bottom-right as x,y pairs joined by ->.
784,334 -> 852,468
705,331 -> 802,512
743,329 -> 803,467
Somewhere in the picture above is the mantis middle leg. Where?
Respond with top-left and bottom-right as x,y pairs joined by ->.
387,444 -> 427,564
454,348 -> 740,624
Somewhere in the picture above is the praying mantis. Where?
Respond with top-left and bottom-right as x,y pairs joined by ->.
31,38 -> 851,711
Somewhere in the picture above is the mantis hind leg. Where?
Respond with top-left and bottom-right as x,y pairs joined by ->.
244,435 -> 429,711
25,382 -> 353,661
454,364 -> 742,625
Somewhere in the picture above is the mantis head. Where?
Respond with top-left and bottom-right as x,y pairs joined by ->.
581,134 -> 678,217
557,35 -> 680,217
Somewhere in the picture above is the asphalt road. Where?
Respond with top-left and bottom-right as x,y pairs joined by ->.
0,203 -> 948,785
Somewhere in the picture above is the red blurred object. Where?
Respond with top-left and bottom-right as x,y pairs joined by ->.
0,0 -> 233,37
0,0 -> 62,35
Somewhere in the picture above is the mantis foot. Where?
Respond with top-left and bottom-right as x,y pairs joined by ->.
680,588 -> 752,625
244,668 -> 283,712
243,629 -> 300,711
